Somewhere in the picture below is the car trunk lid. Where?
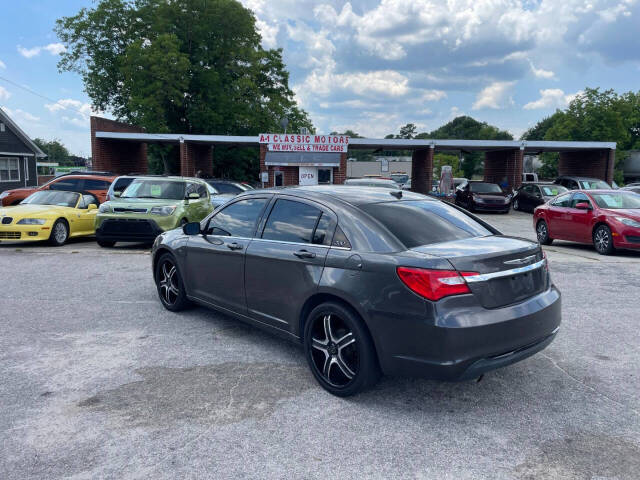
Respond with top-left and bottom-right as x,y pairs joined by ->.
411,236 -> 548,309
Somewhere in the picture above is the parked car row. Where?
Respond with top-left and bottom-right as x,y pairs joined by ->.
0,174 -> 247,246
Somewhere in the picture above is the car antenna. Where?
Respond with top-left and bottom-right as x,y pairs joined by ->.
390,190 -> 402,199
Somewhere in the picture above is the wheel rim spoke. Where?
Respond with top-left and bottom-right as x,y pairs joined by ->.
323,314 -> 334,342
335,332 -> 354,349
159,261 -> 179,305
335,354 -> 355,379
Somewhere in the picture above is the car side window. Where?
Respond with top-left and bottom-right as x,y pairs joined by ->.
213,182 -> 242,194
262,199 -> 322,244
84,179 -> 111,190
185,182 -> 199,197
523,185 -> 534,194
207,198 -> 268,237
78,194 -> 98,209
552,193 -> 572,207
49,178 -> 83,191
196,184 -> 208,198
570,192 -> 591,208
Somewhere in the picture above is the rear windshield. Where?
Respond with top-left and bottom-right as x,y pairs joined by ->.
469,182 -> 503,193
360,200 -> 492,248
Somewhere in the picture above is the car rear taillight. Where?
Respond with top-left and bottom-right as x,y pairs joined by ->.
542,250 -> 549,271
397,267 -> 479,301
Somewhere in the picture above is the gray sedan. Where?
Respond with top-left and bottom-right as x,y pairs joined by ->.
151,186 -> 561,396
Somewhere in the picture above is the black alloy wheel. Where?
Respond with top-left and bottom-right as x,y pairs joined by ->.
593,224 -> 615,255
155,253 -> 191,311
304,302 -> 379,397
536,220 -> 553,245
49,219 -> 69,246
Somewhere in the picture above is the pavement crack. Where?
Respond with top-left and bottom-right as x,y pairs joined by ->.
541,352 -> 640,418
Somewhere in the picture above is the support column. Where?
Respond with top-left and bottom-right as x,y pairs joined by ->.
483,149 -> 523,191
558,150 -> 614,184
333,153 -> 347,184
90,116 -> 147,174
410,146 -> 434,194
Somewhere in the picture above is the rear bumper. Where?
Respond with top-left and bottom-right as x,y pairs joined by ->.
375,286 -> 562,380
96,218 -> 165,243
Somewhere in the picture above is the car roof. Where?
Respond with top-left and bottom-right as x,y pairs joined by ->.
123,175 -> 206,183
556,176 -> 605,181
244,185 -> 429,207
53,174 -> 115,180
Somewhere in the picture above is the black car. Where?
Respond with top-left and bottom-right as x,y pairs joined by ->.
152,186 -> 561,396
554,176 -> 611,190
512,183 -> 568,213
206,179 -> 252,195
454,181 -> 512,213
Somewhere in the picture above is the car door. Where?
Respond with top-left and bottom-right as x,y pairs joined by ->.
566,192 -> 595,242
530,185 -> 545,210
74,194 -> 99,234
546,193 -> 573,239
519,185 -> 533,211
244,196 -> 335,331
185,196 -> 271,314
185,182 -> 212,221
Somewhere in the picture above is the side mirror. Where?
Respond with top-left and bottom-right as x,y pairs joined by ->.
87,204 -> 97,211
182,222 -> 201,235
188,192 -> 200,199
575,202 -> 591,210
114,191 -> 121,197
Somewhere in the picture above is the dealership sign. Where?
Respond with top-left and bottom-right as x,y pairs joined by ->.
259,134 -> 349,153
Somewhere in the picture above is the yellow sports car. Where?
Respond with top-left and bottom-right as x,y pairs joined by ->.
0,190 -> 99,246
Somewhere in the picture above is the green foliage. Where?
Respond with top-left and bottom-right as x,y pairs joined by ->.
33,138 -> 71,165
419,116 -> 513,179
433,153 -> 462,178
523,88 -> 640,182
55,0 -> 313,180
398,123 -> 417,139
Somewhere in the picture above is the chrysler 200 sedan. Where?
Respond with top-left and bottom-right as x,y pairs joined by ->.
151,186 -> 561,396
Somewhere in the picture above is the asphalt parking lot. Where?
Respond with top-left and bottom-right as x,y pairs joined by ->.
1,210 -> 639,479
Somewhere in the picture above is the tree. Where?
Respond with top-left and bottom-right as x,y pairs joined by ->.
398,123 -> 417,139
524,88 -> 640,182
56,0 -> 313,178
33,138 -> 71,165
418,116 -> 513,179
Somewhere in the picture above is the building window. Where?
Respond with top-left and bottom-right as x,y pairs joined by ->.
0,123 -> 5,132
274,171 -> 283,187
0,157 -> 20,182
318,168 -> 333,184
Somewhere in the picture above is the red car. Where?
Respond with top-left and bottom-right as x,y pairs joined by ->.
533,189 -> 640,255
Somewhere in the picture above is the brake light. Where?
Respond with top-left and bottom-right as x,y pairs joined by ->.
542,250 -> 549,271
397,267 -> 479,301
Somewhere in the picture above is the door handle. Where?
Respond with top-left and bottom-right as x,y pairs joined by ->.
294,249 -> 316,259
227,242 -> 243,251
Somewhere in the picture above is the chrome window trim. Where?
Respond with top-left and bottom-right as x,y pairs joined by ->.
249,236 -> 351,250
464,259 -> 546,283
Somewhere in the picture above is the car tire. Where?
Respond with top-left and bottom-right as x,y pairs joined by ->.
155,253 -> 191,311
536,220 -> 553,245
304,301 -> 380,397
97,239 -> 116,248
513,198 -> 520,211
49,219 -> 69,246
179,218 -> 188,227
593,224 -> 615,255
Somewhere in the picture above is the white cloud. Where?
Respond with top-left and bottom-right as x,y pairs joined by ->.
0,86 -> 10,101
45,98 -> 96,118
0,59 -> 6,69
529,60 -> 555,79
297,68 -> 410,100
421,90 -> 447,101
472,81 -> 516,110
43,43 -> 66,55
17,43 -> 66,58
62,116 -> 87,128
1,106 -> 40,124
256,19 -> 279,48
523,88 -> 582,110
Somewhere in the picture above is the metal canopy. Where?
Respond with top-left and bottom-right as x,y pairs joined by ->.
95,131 -> 616,153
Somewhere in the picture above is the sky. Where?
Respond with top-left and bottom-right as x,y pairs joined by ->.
0,0 -> 639,156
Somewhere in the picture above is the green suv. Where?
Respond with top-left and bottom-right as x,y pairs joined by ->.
95,176 -> 213,247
